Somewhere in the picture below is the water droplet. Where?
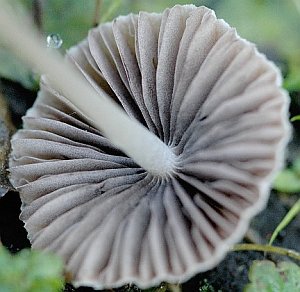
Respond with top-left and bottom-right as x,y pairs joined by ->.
46,33 -> 63,49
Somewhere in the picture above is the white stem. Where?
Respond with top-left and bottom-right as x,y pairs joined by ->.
0,1 -> 176,176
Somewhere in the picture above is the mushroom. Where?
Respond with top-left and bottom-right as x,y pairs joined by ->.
3,3 -> 290,290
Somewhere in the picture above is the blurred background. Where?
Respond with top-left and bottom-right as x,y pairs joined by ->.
1,0 -> 300,92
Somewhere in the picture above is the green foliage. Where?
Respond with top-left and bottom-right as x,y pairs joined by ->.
199,279 -> 219,292
215,0 -> 300,96
269,198 -> 300,245
120,283 -> 169,292
215,0 -> 300,65
101,0 -> 122,23
1,0 -> 300,92
284,67 -> 300,92
0,0 -> 37,88
42,0 -> 95,49
273,156 -> 300,193
290,115 -> 300,122
0,246 -> 64,292
0,49 -> 36,89
273,169 -> 300,193
0,0 -> 123,89
244,260 -> 300,292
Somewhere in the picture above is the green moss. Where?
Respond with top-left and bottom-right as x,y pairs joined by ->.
0,246 -> 64,292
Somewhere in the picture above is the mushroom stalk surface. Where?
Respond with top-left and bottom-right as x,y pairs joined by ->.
0,1 -> 176,177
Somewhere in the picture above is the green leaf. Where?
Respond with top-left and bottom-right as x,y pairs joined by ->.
0,246 -> 64,292
269,198 -> 300,245
284,70 -> 300,92
278,262 -> 300,291
273,169 -> 300,193
292,157 -> 300,176
244,261 -> 283,292
290,115 -> 300,122
244,260 -> 300,292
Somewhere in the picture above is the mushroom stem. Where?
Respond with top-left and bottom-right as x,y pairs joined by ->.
0,1 -> 176,177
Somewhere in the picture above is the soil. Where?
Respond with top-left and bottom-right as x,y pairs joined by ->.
0,80 -> 299,292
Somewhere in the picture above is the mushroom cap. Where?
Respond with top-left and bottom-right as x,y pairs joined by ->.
9,5 -> 290,289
